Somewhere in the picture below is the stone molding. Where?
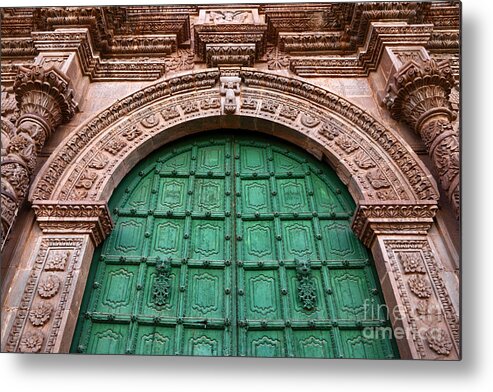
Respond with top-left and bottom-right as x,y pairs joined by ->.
384,58 -> 459,218
351,201 -> 438,247
32,201 -> 113,246
28,69 -> 439,207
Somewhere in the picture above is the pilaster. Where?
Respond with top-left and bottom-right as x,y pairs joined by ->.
352,202 -> 459,359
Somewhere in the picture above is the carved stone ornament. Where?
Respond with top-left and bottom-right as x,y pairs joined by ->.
29,301 -> 54,326
45,251 -> 70,271
384,58 -> 459,218
1,64 -> 77,247
408,275 -> 432,299
426,327 -> 453,355
399,252 -> 426,274
351,202 -> 438,247
32,202 -> 113,247
14,65 -> 78,132
30,69 -> 439,208
38,274 -> 61,298
19,331 -> 44,353
220,75 -> 241,114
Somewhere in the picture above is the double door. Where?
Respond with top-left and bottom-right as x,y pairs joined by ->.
72,133 -> 397,358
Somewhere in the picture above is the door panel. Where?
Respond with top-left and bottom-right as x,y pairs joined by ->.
72,133 -> 398,359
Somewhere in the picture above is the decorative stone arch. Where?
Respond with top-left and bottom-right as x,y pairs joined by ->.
3,69 -> 459,360
30,68 -> 439,205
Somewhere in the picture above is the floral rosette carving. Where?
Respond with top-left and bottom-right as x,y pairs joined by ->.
408,275 -> 432,298
38,274 -> 61,298
425,327 -> 452,355
29,301 -> 53,326
399,252 -> 426,273
20,331 -> 44,353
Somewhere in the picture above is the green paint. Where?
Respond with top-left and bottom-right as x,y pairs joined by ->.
71,133 -> 399,358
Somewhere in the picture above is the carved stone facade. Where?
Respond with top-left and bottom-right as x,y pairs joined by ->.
1,2 -> 460,359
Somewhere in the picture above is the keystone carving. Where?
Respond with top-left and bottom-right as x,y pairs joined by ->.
220,75 -> 241,114
1,65 -> 77,246
384,58 -> 459,218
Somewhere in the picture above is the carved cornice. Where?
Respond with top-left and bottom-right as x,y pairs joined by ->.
206,44 -> 256,67
290,22 -> 433,77
384,58 -> 455,130
31,29 -> 169,81
279,31 -> 352,53
351,201 -> 438,247
1,4 -> 460,79
14,65 -> 78,132
32,201 -> 113,246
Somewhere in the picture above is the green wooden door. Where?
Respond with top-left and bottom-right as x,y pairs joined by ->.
72,133 -> 398,358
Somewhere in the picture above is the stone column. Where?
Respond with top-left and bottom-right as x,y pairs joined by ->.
2,202 -> 112,353
1,65 -> 77,246
384,59 -> 459,218
352,202 -> 460,360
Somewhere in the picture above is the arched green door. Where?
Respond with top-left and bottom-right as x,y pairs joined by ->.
72,133 -> 398,358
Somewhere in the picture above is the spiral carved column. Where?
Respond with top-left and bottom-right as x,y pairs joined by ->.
1,65 -> 77,246
384,59 -> 459,218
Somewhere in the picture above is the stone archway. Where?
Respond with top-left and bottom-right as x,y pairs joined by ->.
2,69 -> 458,359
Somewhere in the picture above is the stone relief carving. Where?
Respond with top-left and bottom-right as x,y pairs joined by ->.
426,327 -> 453,355
45,251 -> 70,271
399,252 -> 426,274
209,10 -> 252,24
384,58 -> 459,218
408,275 -> 432,298
19,331 -> 44,353
38,274 -> 61,298
1,64 -> 77,246
383,240 -> 458,358
103,137 -> 127,155
29,301 -> 54,326
30,69 -> 438,208
266,46 -> 290,70
220,76 -> 241,114
5,237 -> 84,353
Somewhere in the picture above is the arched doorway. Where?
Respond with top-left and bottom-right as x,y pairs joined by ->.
71,132 -> 398,358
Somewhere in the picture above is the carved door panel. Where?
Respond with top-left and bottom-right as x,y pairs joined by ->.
72,133 -> 397,359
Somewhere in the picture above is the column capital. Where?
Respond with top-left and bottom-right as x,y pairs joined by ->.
351,201 -> 438,247
13,64 -> 78,133
383,58 -> 456,130
32,201 -> 113,246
